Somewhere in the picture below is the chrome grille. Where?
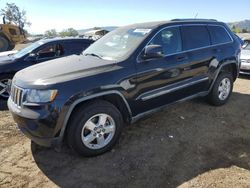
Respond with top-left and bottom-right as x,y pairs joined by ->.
11,84 -> 24,107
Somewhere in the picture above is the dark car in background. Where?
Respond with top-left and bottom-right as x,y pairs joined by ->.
0,38 -> 94,99
8,19 -> 241,156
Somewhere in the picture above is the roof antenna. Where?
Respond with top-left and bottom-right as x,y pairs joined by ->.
194,13 -> 198,19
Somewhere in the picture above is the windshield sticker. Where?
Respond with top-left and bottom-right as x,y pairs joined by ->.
133,29 -> 152,35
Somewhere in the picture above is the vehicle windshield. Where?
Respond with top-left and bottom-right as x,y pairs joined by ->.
13,40 -> 45,59
83,27 -> 152,61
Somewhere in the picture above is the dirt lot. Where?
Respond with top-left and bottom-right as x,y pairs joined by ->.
0,76 -> 250,188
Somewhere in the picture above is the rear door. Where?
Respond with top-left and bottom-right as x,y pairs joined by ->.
180,25 -> 214,91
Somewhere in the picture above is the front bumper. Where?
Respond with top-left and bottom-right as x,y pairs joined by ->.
8,98 -> 60,147
240,61 -> 250,75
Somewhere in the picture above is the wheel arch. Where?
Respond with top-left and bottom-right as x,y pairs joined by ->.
58,91 -> 132,142
209,60 -> 239,92
220,62 -> 238,81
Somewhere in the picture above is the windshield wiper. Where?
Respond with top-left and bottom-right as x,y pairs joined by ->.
84,53 -> 102,59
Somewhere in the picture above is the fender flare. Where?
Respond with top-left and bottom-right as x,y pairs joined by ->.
209,60 -> 238,92
56,90 -> 132,144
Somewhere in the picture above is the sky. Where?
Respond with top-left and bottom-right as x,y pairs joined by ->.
0,0 -> 250,34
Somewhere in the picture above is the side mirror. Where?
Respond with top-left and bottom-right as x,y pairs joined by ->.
25,53 -> 37,62
143,45 -> 164,59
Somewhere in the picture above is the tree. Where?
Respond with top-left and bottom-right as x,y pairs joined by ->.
242,28 -> 248,33
44,29 -> 58,37
0,3 -> 31,29
59,28 -> 78,37
231,25 -> 242,33
93,27 -> 102,30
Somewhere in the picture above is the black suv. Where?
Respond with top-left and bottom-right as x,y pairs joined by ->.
0,38 -> 93,99
8,19 -> 241,156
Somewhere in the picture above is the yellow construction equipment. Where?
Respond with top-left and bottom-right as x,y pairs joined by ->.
0,17 -> 26,52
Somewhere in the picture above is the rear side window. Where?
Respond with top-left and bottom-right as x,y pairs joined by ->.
181,26 -> 210,50
208,26 -> 232,45
64,41 -> 90,55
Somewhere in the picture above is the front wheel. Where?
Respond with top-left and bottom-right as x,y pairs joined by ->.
207,72 -> 233,106
67,100 -> 123,157
0,74 -> 13,100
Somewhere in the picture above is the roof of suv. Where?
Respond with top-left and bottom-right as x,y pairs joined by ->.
125,19 -> 221,29
39,37 -> 93,43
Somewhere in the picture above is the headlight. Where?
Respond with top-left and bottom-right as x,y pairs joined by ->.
25,89 -> 58,103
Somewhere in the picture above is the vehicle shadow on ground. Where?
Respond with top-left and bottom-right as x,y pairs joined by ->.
32,92 -> 250,188
239,74 -> 250,80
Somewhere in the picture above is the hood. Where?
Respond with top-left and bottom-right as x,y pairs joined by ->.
0,54 -> 16,65
240,50 -> 250,59
14,55 -> 118,88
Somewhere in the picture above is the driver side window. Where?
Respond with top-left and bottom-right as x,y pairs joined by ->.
37,44 -> 56,59
149,27 -> 182,56
36,43 -> 65,60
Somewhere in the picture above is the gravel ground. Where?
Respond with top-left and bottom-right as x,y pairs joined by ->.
0,76 -> 250,188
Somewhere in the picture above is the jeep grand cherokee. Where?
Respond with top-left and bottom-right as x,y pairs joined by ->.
8,19 -> 241,156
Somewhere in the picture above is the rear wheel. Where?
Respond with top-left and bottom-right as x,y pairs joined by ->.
67,100 -> 123,157
0,36 -> 10,52
207,72 -> 233,106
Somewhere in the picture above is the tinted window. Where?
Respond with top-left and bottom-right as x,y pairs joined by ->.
208,26 -> 232,45
181,26 -> 210,50
64,41 -> 89,54
149,27 -> 182,55
37,44 -> 56,59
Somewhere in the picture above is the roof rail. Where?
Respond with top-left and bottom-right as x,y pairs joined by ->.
171,18 -> 218,22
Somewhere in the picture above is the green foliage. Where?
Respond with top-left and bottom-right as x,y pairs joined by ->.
44,28 -> 79,38
242,28 -> 248,33
0,3 -> 31,29
59,28 -> 78,37
231,25 -> 242,33
44,29 -> 58,37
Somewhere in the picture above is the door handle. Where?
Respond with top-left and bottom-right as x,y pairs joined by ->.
213,48 -> 222,53
176,56 -> 188,62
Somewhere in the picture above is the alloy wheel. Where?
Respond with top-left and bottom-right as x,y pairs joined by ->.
0,79 -> 11,98
81,113 -> 116,150
218,77 -> 231,100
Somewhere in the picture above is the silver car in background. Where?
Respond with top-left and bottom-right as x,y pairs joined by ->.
240,43 -> 250,75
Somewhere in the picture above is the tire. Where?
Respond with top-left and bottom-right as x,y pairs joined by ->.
207,72 -> 233,106
67,100 -> 123,157
0,36 -> 10,52
0,74 -> 13,100
8,44 -> 15,51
